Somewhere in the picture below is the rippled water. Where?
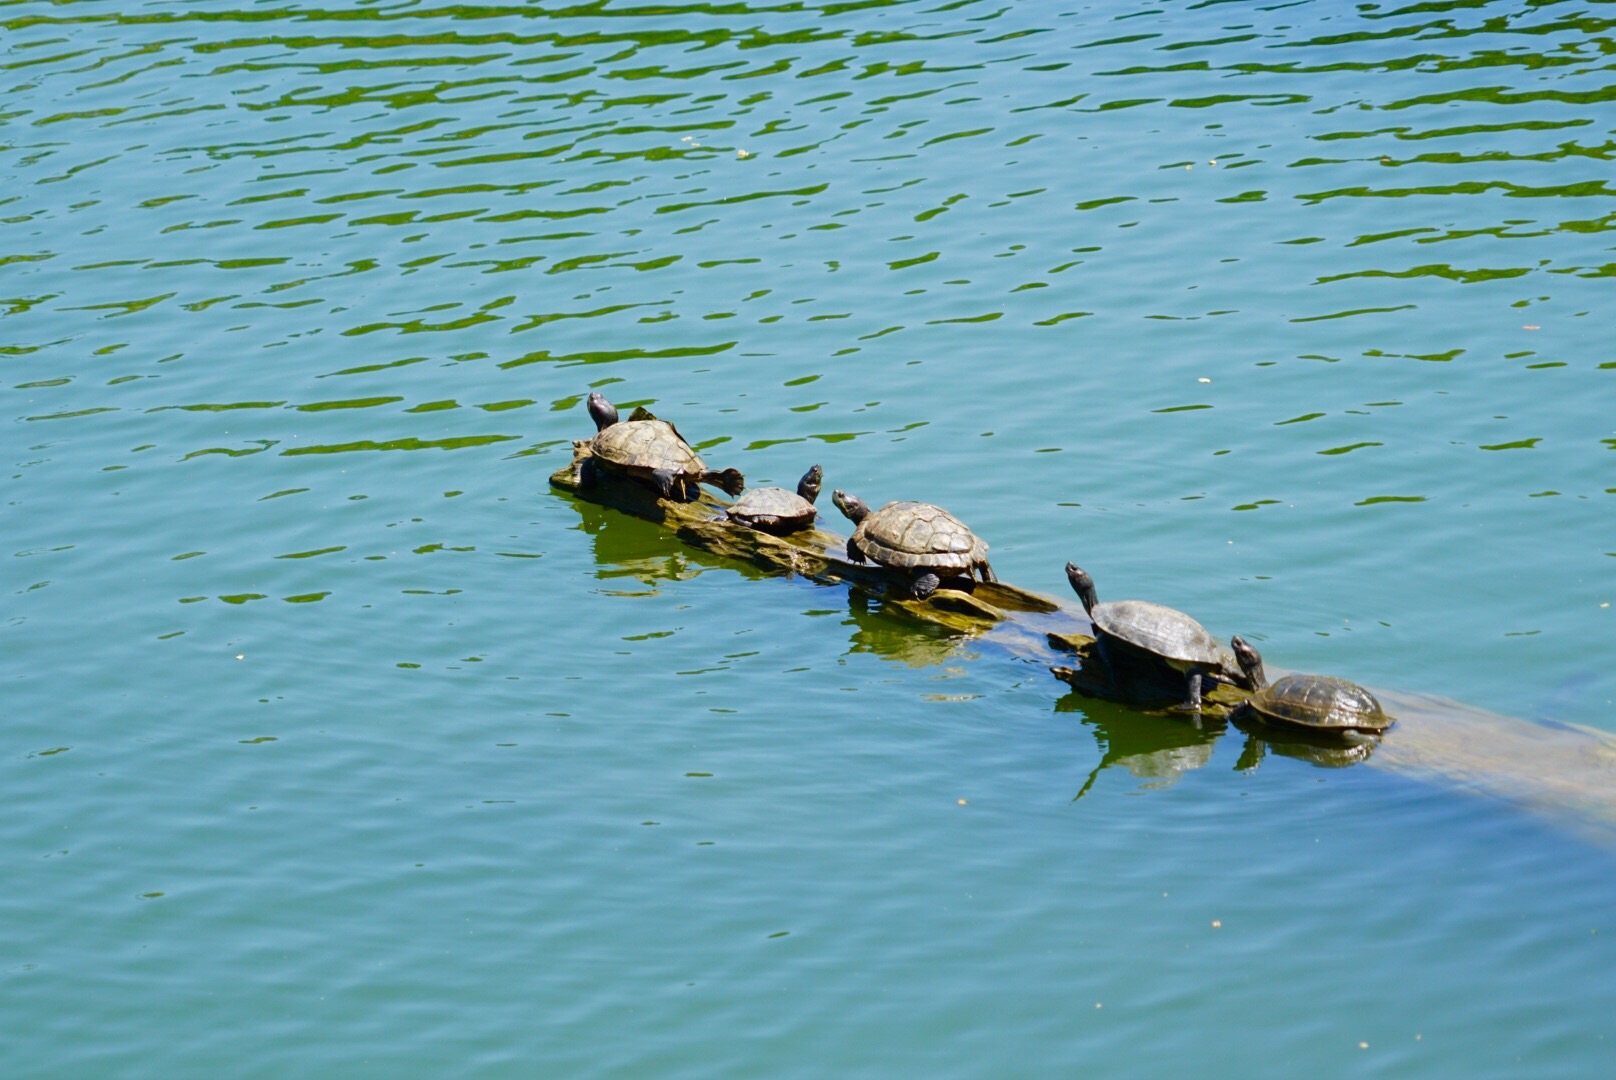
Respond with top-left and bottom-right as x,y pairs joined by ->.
6,1 -> 1615,1076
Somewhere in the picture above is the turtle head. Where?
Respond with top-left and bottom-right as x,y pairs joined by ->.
797,465 -> 824,504
1064,563 -> 1098,615
1229,635 -> 1267,690
586,391 -> 619,432
831,489 -> 868,524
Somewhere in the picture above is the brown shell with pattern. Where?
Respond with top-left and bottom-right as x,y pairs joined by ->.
1245,674 -> 1392,733
851,501 -> 990,574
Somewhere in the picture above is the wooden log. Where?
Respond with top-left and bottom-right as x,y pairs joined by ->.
550,439 -> 1057,636
550,432 -> 1616,841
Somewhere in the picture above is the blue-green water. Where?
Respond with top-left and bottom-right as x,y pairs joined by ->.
6,1 -> 1615,1075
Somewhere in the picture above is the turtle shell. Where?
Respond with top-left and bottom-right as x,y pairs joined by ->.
1246,674 -> 1390,733
1092,600 -> 1226,669
727,486 -> 817,532
590,418 -> 705,476
853,501 -> 987,571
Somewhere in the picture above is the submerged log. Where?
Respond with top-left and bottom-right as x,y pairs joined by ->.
551,436 -> 1616,843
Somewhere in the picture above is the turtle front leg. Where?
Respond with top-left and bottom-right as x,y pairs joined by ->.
579,455 -> 601,490
1092,635 -> 1120,693
911,572 -> 941,601
1183,670 -> 1205,714
845,539 -> 867,564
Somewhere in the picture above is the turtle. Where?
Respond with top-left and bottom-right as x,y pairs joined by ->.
1064,563 -> 1243,712
726,464 -> 822,535
581,391 -> 744,502
831,490 -> 995,600
1228,635 -> 1392,745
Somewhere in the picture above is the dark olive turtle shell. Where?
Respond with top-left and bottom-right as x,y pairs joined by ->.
1091,599 -> 1226,668
727,486 -> 816,530
1246,674 -> 1391,732
852,501 -> 988,571
590,418 -> 705,476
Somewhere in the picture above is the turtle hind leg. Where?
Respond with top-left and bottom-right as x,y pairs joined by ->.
911,572 -> 941,601
978,561 -> 997,584
705,468 -> 745,497
650,468 -> 679,501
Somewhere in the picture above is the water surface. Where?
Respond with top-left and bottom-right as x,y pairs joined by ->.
5,1 -> 1615,1076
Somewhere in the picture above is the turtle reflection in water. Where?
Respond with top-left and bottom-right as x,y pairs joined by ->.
1064,563 -> 1246,712
1056,697 -> 1222,801
1229,636 -> 1393,748
832,490 -> 995,600
581,391 -> 744,503
726,464 -> 822,535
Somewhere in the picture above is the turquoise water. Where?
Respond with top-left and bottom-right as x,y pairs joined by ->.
6,1 -> 1615,1075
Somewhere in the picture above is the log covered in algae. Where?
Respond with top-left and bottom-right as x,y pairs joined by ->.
551,437 -> 1616,843
550,439 -> 1059,635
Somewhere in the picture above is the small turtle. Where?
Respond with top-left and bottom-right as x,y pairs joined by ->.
831,490 -> 995,600
1229,636 -> 1392,745
582,391 -> 744,502
1064,563 -> 1241,712
726,465 -> 822,535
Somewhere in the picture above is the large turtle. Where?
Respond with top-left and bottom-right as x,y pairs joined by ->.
1229,636 -> 1392,745
726,464 -> 822,535
831,490 -> 995,600
582,391 -> 744,502
1064,563 -> 1243,712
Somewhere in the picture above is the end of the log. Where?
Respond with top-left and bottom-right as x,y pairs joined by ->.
1048,630 -> 1096,654
549,441 -> 591,491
